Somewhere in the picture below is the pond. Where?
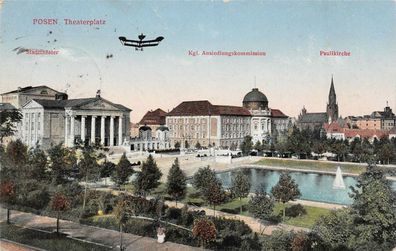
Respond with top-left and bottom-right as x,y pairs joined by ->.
216,168 -> 396,205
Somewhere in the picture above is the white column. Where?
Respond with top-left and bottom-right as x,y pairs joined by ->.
110,116 -> 114,146
64,115 -> 68,146
27,113 -> 32,146
91,116 -> 96,144
81,116 -> 86,143
101,116 -> 106,145
70,115 -> 75,147
118,116 -> 123,146
33,113 -> 37,144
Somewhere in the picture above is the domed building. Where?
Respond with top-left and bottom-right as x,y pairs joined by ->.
243,87 -> 290,145
165,87 -> 290,150
243,88 -> 269,110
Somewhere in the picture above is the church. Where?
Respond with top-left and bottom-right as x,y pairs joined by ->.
297,77 -> 339,130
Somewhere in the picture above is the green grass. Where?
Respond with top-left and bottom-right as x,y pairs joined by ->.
149,183 -> 331,228
256,158 -> 365,174
0,222 -> 110,251
216,198 -> 249,212
273,203 -> 332,228
205,197 -> 331,228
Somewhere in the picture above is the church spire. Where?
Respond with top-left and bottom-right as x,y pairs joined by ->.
326,75 -> 339,123
329,75 -> 336,101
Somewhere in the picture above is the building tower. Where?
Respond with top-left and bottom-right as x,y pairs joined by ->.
326,76 -> 339,123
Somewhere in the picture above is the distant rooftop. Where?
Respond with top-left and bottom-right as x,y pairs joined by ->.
0,103 -> 17,110
1,85 -> 66,95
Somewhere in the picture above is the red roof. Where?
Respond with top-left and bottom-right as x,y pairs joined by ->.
271,109 -> 288,118
167,100 -> 251,117
139,108 -> 167,125
323,122 -> 347,133
344,129 -> 388,139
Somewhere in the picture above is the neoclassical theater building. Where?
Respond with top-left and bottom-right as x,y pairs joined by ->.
21,90 -> 131,149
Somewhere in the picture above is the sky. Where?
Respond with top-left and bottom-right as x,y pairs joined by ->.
0,0 -> 395,123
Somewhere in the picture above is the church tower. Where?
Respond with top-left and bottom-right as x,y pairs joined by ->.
326,76 -> 339,123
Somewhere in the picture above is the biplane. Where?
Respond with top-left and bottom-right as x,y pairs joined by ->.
118,33 -> 164,51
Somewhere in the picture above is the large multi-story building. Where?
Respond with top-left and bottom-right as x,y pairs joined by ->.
166,100 -> 251,149
166,88 -> 290,149
346,104 -> 395,131
21,90 -> 131,149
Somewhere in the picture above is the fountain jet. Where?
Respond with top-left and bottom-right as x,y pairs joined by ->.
333,166 -> 346,189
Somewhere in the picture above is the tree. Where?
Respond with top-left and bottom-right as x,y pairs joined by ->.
348,164 -> 396,249
204,180 -> 227,217
195,141 -> 201,149
174,141 -> 181,149
313,209 -> 353,250
254,140 -> 262,152
100,160 -> 115,185
378,143 -> 395,164
27,146 -> 48,181
0,109 -> 22,143
166,158 -> 187,205
248,185 -> 274,233
134,154 -> 162,197
111,153 -> 133,189
184,140 -> 190,149
192,166 -> 217,192
47,144 -> 76,185
4,139 -> 28,179
271,172 -> 301,222
77,146 -> 102,210
0,180 -> 16,224
192,218 -> 217,248
50,192 -> 70,234
230,170 -> 251,214
113,198 -> 131,251
240,136 -> 253,155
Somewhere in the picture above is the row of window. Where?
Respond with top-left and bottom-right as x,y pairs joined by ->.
167,118 -> 208,124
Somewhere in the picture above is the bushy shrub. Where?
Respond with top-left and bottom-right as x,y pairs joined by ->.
25,189 -> 50,210
240,233 -> 262,251
286,204 -> 307,218
55,181 -> 83,207
166,207 -> 182,221
212,217 -> 252,237
123,218 -> 156,238
262,230 -> 294,251
180,205 -> 195,227
164,227 -> 198,246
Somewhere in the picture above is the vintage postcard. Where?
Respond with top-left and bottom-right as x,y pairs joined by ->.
0,1 -> 395,250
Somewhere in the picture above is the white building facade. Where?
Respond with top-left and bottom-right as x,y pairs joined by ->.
21,94 -> 131,149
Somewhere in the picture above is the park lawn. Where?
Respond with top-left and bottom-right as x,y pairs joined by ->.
148,182 -> 332,228
216,197 -> 249,212
0,222 -> 110,251
181,187 -> 206,205
273,203 -> 332,228
256,158 -> 365,174
214,198 -> 331,228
